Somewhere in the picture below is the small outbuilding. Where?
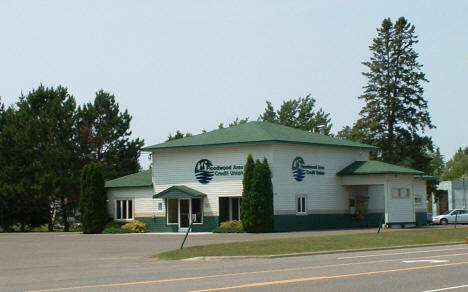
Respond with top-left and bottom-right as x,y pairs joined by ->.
105,122 -> 429,232
433,180 -> 468,215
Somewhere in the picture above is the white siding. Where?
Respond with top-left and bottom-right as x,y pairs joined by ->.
271,143 -> 369,214
413,180 -> 428,212
387,175 -> 415,223
106,187 -> 155,218
368,185 -> 385,212
153,144 -> 273,216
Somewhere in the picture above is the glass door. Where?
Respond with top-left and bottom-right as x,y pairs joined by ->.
179,199 -> 190,232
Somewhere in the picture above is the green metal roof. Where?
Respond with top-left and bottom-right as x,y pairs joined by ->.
153,185 -> 207,199
337,160 -> 424,176
142,122 -> 378,151
414,175 -> 437,181
105,169 -> 153,189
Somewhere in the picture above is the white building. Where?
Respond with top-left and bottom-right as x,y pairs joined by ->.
433,180 -> 468,215
105,122 -> 428,232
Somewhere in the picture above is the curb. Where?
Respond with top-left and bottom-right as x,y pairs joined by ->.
181,241 -> 466,261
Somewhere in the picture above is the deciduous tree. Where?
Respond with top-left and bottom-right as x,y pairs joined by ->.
259,95 -> 332,134
441,148 -> 468,181
166,130 -> 192,141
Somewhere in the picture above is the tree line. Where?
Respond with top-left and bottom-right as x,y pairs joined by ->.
0,85 -> 143,232
168,17 -> 467,186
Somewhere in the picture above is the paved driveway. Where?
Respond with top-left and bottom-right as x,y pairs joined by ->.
1,228 -> 380,264
1,226 -> 461,269
0,227 -> 467,292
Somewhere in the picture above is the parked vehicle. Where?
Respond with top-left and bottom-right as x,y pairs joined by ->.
432,209 -> 468,225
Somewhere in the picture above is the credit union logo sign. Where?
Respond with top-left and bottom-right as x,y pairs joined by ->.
194,159 -> 244,184
194,159 -> 214,184
292,156 -> 325,182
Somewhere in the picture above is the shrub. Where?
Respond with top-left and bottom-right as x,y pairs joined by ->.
80,162 -> 107,234
102,227 -> 131,234
213,227 -> 245,233
241,156 -> 274,233
105,221 -> 124,229
213,220 -> 245,233
220,220 -> 243,229
121,220 -> 149,233
241,154 -> 255,232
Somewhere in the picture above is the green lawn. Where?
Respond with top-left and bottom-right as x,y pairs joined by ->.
155,228 -> 468,260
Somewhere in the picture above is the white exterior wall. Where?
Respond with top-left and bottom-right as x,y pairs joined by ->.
271,143 -> 369,215
438,181 -> 468,210
413,179 -> 428,212
152,144 -> 273,217
149,142 -> 370,217
386,175 -> 415,223
342,174 -> 427,223
368,185 -> 385,213
106,187 -> 156,218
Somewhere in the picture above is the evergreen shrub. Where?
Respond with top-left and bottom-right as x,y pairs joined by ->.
241,155 -> 274,233
80,162 -> 108,234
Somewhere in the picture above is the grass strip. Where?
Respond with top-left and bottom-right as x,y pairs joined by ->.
155,228 -> 468,260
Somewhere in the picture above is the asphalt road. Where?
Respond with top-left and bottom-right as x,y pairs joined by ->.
1,230 -> 468,291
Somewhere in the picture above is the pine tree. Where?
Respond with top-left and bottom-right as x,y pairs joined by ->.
241,154 -> 255,231
80,162 -> 107,234
357,17 -> 434,166
77,90 -> 144,180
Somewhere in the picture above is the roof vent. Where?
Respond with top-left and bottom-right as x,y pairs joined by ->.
317,125 -> 326,135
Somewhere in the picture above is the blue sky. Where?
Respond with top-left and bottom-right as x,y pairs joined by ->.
1,1 -> 467,169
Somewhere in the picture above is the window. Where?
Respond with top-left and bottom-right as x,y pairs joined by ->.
191,198 -> 203,224
115,199 -> 133,220
166,198 -> 204,225
391,188 -> 410,199
400,188 -> 409,198
296,195 -> 306,215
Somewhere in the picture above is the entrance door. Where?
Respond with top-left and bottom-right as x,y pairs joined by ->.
179,199 -> 190,232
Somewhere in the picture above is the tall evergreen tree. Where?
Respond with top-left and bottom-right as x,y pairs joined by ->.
356,17 -> 434,166
77,90 -> 144,180
16,85 -> 79,231
259,95 -> 332,134
0,86 -> 78,231
80,162 -> 107,234
241,154 -> 255,231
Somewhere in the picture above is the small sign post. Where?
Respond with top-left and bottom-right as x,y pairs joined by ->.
180,214 -> 196,249
377,214 -> 385,233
